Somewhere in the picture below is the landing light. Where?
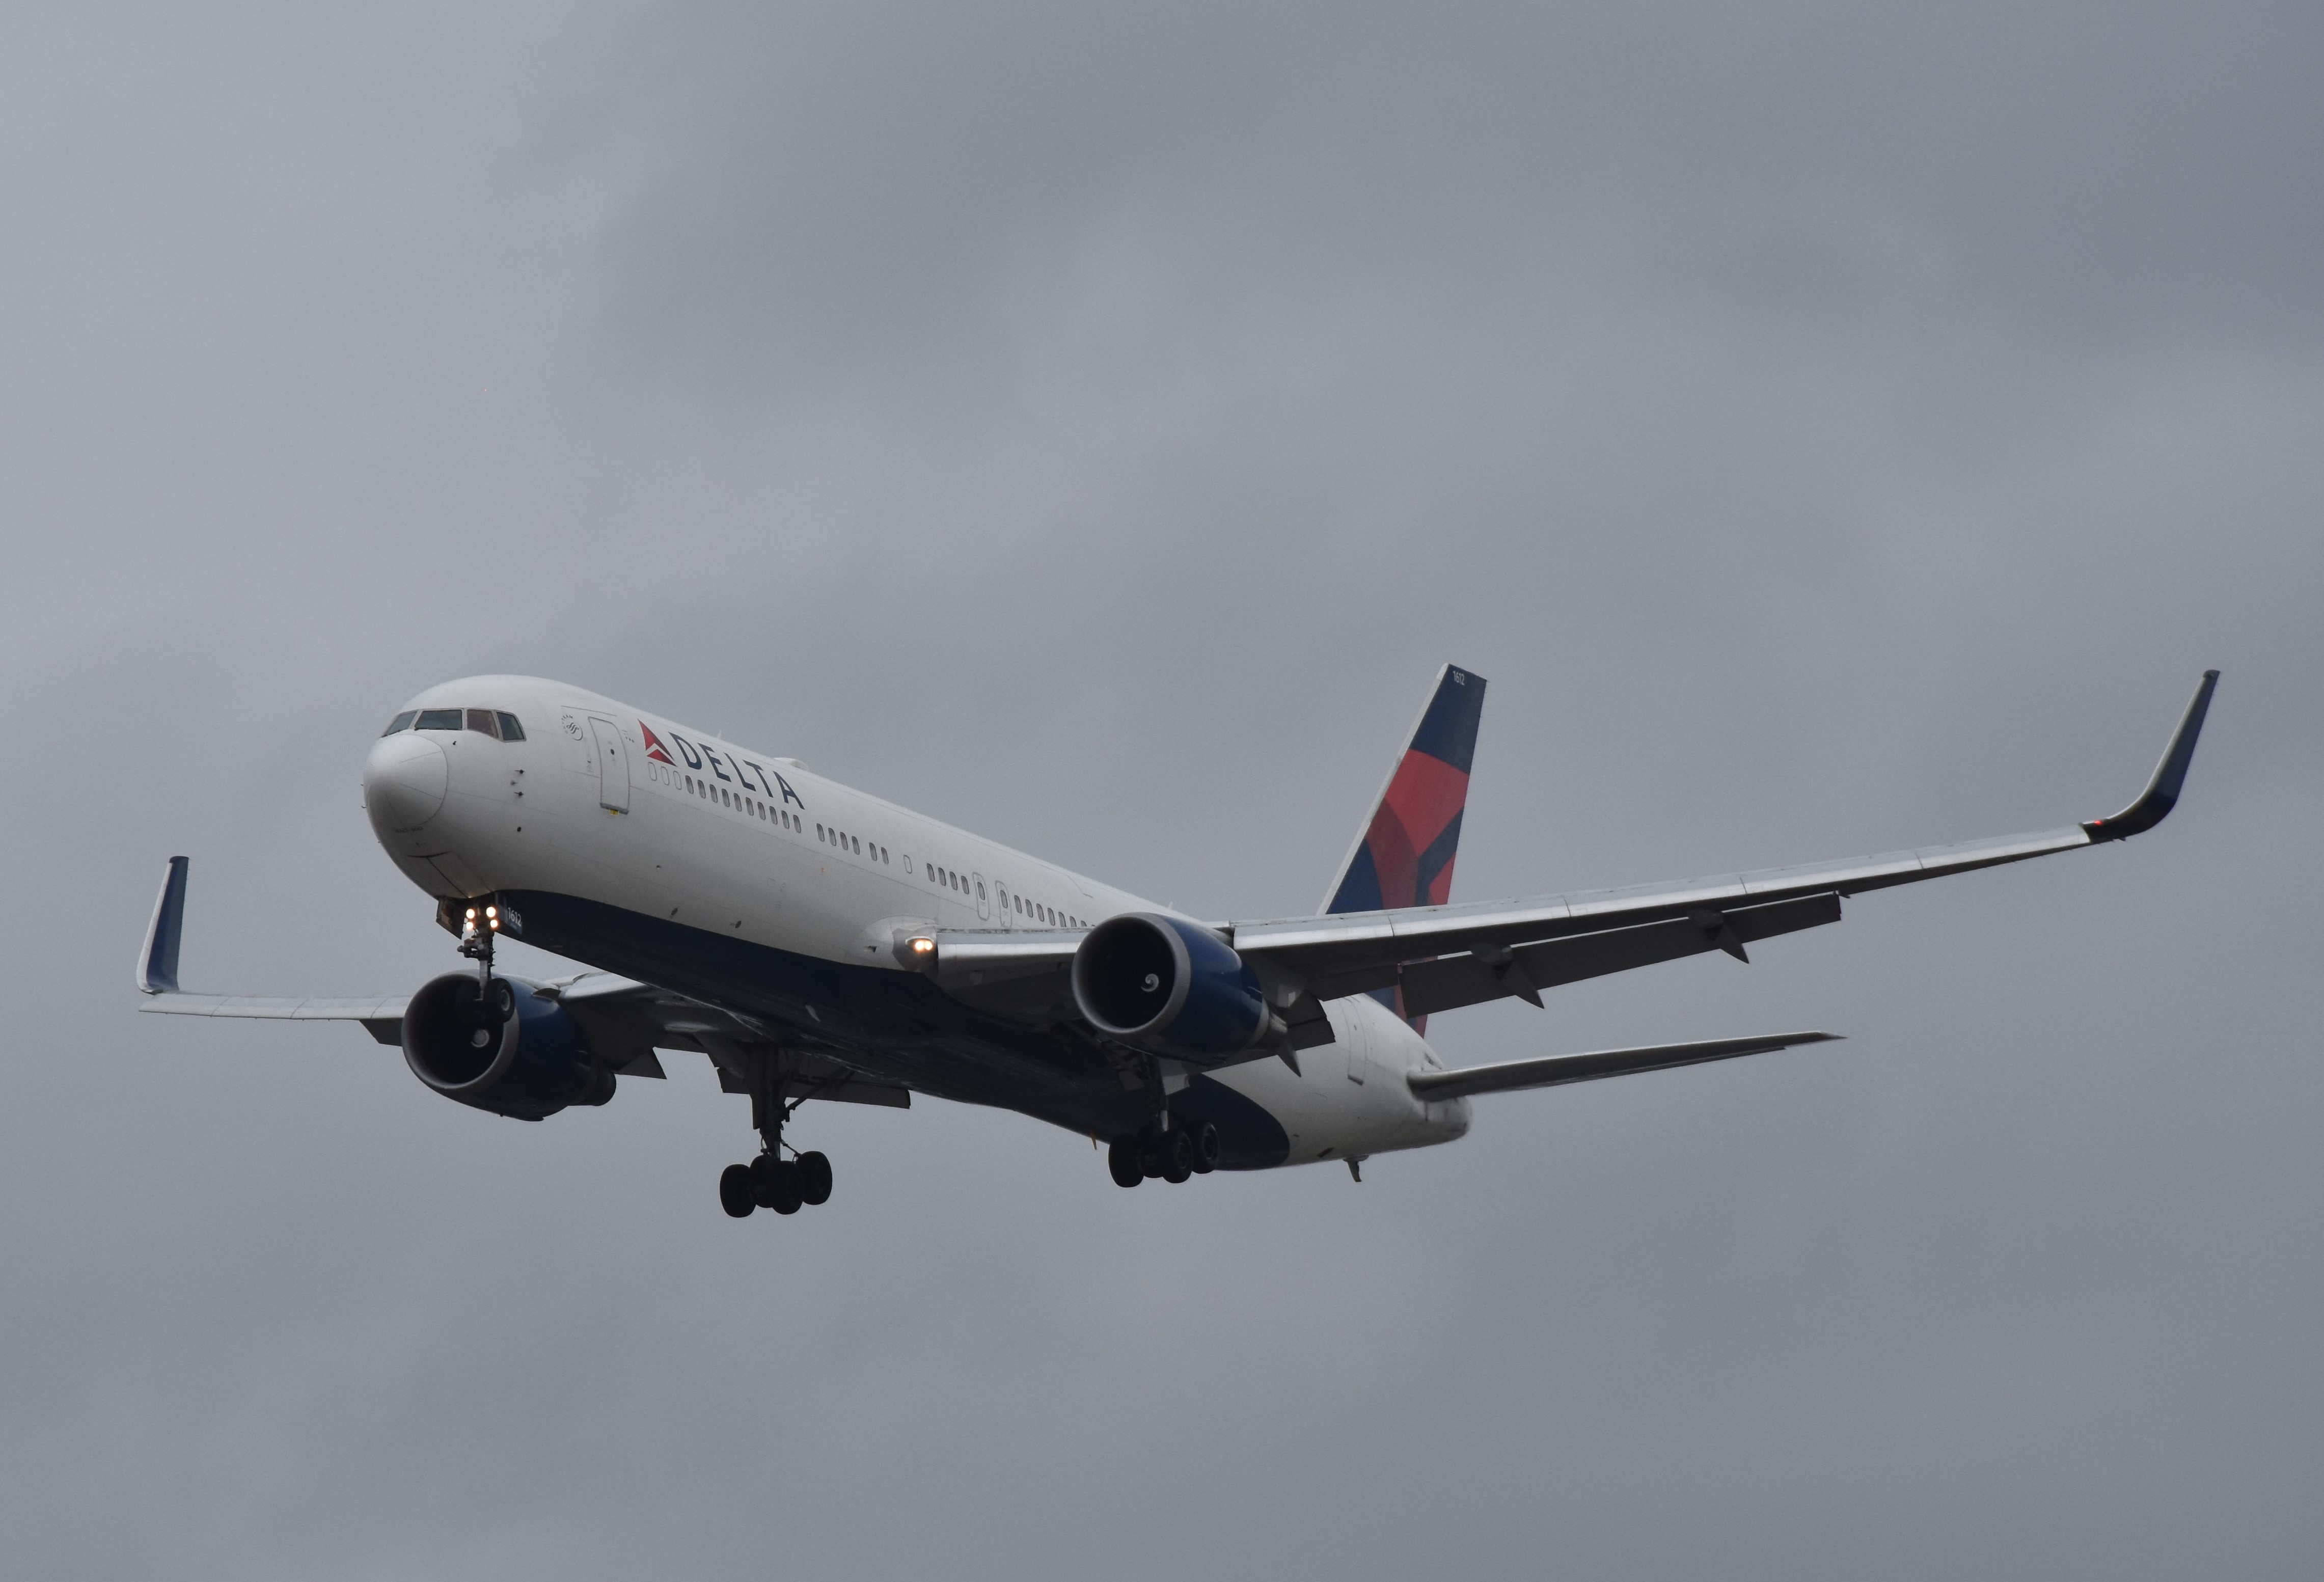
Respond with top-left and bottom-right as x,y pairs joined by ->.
909,936 -> 936,956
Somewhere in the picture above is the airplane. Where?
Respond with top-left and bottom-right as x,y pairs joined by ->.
136,665 -> 2218,1218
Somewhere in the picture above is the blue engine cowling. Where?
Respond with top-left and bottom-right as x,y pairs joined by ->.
1071,913 -> 1273,1062
401,973 -> 615,1121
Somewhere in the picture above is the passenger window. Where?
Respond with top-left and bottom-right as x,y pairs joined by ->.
465,708 -> 500,737
496,712 -> 526,741
853,837 -> 861,855
415,708 -> 462,730
382,711 -> 417,736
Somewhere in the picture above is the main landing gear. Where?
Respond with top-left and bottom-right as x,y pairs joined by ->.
720,1150 -> 833,1218
1107,1120 -> 1221,1188
720,1061 -> 833,1220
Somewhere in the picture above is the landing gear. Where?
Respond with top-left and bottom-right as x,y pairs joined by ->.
1108,1120 -> 1221,1188
718,1060 -> 835,1221
1161,1128 -> 1195,1183
719,1163 -> 756,1218
752,1153 -> 804,1214
719,1147 -> 833,1220
1108,1135 -> 1143,1188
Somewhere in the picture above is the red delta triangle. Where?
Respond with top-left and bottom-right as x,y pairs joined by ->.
1369,750 -> 1471,910
640,722 -> 675,765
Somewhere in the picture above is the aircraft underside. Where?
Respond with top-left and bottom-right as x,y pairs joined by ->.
501,888 -> 1297,1169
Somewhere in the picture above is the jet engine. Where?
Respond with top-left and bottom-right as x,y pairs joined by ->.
1071,913 -> 1274,1062
401,972 -> 615,1121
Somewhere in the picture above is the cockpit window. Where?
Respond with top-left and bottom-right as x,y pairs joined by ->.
496,712 -> 526,741
464,708 -> 501,738
382,711 -> 418,736
415,708 -> 463,730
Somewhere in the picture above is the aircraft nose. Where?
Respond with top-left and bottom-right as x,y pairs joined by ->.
365,732 -> 449,834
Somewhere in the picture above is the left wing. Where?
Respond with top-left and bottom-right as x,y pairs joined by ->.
1232,669 -> 2217,1016
906,672 -> 2217,1027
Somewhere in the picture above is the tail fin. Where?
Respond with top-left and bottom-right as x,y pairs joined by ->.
1321,665 -> 1486,1026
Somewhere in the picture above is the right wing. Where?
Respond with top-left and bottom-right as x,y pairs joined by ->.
1407,1031 -> 1841,1100
133,858 -> 905,1104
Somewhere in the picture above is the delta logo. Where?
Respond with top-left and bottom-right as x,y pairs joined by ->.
640,719 -> 807,810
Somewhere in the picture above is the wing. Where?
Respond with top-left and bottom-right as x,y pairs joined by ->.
133,858 -> 905,1104
903,672 -> 2217,1030
1407,1031 -> 1840,1100
1233,670 -> 2218,1017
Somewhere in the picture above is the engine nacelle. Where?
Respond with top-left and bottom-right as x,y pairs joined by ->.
402,973 -> 615,1121
1071,913 -> 1272,1063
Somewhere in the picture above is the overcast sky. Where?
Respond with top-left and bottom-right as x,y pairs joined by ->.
3,3 -> 2319,1577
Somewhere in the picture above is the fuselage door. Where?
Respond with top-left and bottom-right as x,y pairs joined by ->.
587,716 -> 631,813
1344,1001 -> 1370,1083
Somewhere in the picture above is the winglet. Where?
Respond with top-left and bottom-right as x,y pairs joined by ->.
138,856 -> 190,994
2082,670 -> 2220,842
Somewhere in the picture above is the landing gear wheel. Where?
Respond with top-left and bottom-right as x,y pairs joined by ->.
796,1151 -> 833,1206
768,1161 -> 805,1215
750,1154 -> 805,1214
1161,1128 -> 1196,1184
1138,1133 -> 1164,1180
1190,1121 -> 1221,1174
719,1163 -> 756,1218
1107,1135 -> 1144,1188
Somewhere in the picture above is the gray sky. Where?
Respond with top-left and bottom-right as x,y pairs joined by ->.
3,3 -> 2319,1577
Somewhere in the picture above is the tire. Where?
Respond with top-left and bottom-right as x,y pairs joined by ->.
797,1151 -> 833,1206
1138,1134 -> 1164,1179
767,1160 -> 805,1215
718,1163 -> 756,1218
1161,1128 -> 1196,1184
1107,1135 -> 1144,1188
1190,1121 -> 1221,1174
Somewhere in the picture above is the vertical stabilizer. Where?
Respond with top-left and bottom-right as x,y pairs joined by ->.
1320,666 -> 1486,1026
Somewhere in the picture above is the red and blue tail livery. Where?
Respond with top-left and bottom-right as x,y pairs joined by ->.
1322,664 -> 1487,919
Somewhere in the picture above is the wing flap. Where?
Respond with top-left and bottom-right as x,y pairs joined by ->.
1408,1031 -> 1841,1100
1382,891 -> 1843,1018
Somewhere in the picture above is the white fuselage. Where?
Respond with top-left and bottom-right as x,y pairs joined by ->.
363,675 -> 1470,1167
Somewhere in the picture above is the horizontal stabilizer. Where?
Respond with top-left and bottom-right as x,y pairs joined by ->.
1406,1031 -> 1840,1101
